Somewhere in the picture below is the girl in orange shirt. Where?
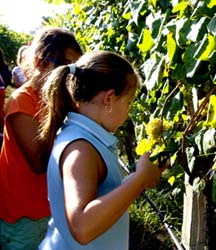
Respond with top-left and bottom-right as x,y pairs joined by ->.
0,27 -> 83,250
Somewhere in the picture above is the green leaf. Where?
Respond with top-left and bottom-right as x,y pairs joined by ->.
207,15 -> 216,36
126,32 -> 139,51
195,128 -> 216,155
194,34 -> 216,61
167,32 -> 176,64
136,138 -> 153,155
191,1 -> 216,18
146,10 -> 163,40
168,176 -> 176,186
151,0 -> 157,8
186,17 -> 209,42
209,50 -> 216,64
172,1 -> 190,17
186,147 -> 196,172
129,1 -> 147,26
122,3 -> 131,20
163,92 -> 184,120
137,28 -> 155,55
122,11 -> 131,20
175,18 -> 191,47
182,43 -> 201,78
141,53 -> 165,90
207,0 -> 216,8
172,64 -> 186,81
206,95 -> 216,128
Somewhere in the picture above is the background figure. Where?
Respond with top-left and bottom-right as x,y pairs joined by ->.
0,48 -> 12,88
38,51 -> 165,250
0,48 -> 12,148
0,74 -> 5,147
12,45 -> 28,88
0,27 -> 83,250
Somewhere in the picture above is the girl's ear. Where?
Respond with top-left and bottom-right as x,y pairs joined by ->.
103,89 -> 115,106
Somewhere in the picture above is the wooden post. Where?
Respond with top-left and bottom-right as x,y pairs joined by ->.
182,174 -> 208,250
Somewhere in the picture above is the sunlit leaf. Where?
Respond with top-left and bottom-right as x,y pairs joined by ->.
137,28 -> 155,55
150,0 -> 157,8
195,34 -> 216,61
207,0 -> 216,8
177,173 -> 184,179
168,176 -> 176,186
172,1 -> 189,16
136,138 -> 153,156
74,4 -> 82,15
206,95 -> 216,128
213,161 -> 216,171
167,32 -> 176,64
122,12 -> 131,20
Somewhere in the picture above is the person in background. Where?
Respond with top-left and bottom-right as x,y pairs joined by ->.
0,73 -> 5,148
38,50 -> 166,250
0,27 -> 83,250
0,48 -> 12,148
0,48 -> 12,88
12,45 -> 29,88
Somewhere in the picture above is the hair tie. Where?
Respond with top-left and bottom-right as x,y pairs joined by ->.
68,63 -> 76,74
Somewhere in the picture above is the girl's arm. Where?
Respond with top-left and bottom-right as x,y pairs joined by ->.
8,113 -> 48,173
61,139 -> 161,245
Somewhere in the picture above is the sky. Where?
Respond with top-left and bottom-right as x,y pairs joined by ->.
0,0 -> 67,34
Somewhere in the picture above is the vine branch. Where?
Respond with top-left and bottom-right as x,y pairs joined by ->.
181,84 -> 216,176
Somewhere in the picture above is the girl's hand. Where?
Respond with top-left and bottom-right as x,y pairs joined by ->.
135,152 -> 162,188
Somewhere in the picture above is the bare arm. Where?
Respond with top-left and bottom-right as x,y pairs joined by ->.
61,140 -> 161,245
8,113 -> 48,174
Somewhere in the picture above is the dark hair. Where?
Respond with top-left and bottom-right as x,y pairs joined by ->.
0,48 -> 5,66
23,28 -> 83,166
22,27 -> 83,83
0,48 -> 12,87
71,51 -> 138,102
40,50 -> 140,152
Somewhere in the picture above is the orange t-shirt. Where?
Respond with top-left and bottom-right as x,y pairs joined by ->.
0,82 -> 50,223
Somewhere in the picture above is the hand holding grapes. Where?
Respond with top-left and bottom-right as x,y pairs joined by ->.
135,152 -> 162,189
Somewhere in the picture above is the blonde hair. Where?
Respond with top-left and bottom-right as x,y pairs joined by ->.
40,50 -> 141,152
16,45 -> 28,66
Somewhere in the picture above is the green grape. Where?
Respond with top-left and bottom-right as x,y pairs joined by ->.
145,118 -> 171,143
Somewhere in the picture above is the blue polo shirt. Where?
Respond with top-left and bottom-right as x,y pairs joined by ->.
39,112 -> 129,250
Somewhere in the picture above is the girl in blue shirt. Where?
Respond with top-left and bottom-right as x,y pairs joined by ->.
39,50 -> 164,250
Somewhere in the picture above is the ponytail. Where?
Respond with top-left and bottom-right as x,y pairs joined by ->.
39,65 -> 73,153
